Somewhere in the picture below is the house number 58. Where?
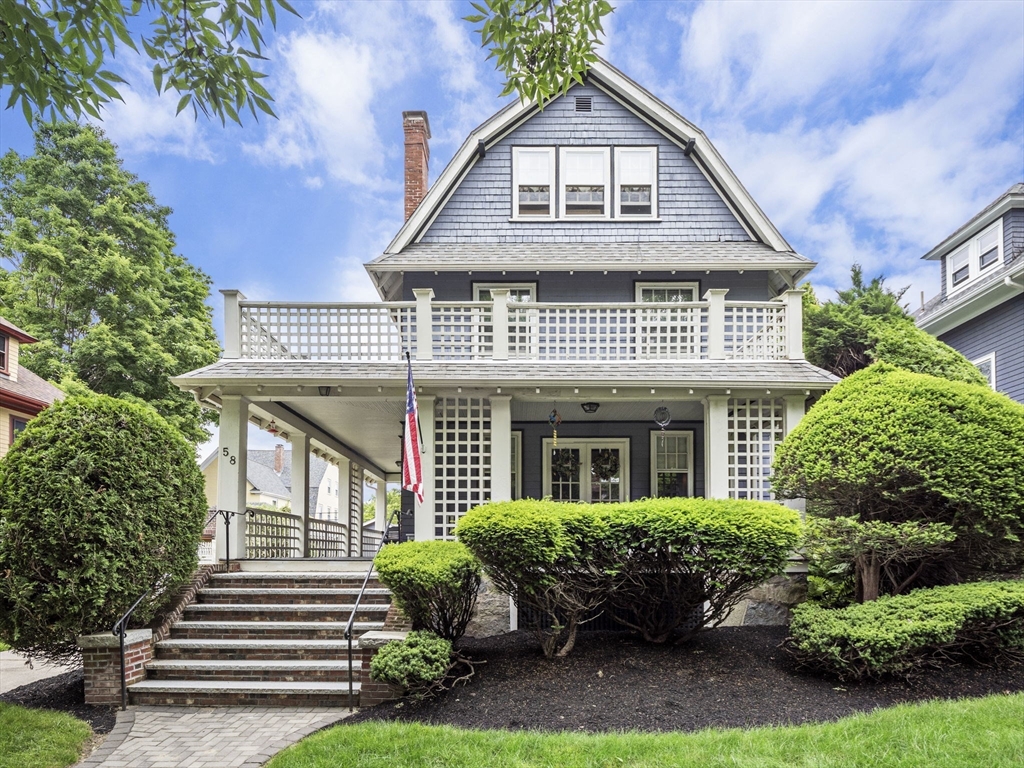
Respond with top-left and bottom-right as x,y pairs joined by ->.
222,447 -> 236,465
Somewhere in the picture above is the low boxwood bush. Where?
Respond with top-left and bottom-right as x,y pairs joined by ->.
369,631 -> 453,695
787,580 -> 1024,680
456,498 -> 800,654
374,541 -> 482,643
0,394 -> 207,663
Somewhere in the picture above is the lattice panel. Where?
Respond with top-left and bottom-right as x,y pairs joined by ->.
431,304 -> 493,360
246,509 -> 301,558
638,305 -> 703,359
348,461 -> 363,557
307,519 -> 347,558
727,398 -> 784,501
532,307 -> 637,360
434,397 -> 492,540
239,303 -> 415,360
724,303 -> 787,360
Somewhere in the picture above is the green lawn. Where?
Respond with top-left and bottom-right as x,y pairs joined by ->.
269,693 -> 1024,768
0,703 -> 92,768
0,641 -> 9,651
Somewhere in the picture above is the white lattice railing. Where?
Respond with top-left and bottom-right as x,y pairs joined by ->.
225,291 -> 802,363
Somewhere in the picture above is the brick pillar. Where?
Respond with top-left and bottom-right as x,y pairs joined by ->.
403,111 -> 431,220
78,629 -> 153,705
357,632 -> 408,707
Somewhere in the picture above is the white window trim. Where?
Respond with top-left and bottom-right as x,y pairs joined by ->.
947,219 -> 1003,295
971,352 -> 997,388
511,430 -> 523,501
559,146 -> 611,219
511,146 -> 555,219
614,146 -> 658,219
634,282 -> 701,302
650,430 -> 694,497
541,437 -> 630,502
472,283 -> 537,302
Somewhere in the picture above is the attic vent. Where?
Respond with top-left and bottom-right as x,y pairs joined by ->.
575,96 -> 592,113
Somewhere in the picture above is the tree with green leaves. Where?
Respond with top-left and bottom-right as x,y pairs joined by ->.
804,265 -> 987,385
467,0 -> 615,107
364,487 -> 402,522
0,0 -> 297,124
0,121 -> 221,444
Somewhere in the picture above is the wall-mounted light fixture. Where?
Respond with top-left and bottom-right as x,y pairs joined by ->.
581,402 -> 600,414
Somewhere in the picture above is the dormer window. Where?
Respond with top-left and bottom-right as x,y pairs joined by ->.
615,147 -> 657,217
512,148 -> 554,218
946,219 -> 1003,293
560,147 -> 610,218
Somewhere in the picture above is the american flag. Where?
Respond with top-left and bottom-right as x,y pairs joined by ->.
402,355 -> 423,503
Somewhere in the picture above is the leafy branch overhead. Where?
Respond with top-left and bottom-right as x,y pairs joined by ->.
466,0 -> 615,108
0,0 -> 298,125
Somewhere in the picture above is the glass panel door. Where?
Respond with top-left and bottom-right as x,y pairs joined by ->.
590,447 -> 622,502
550,448 -> 582,501
543,439 -> 629,502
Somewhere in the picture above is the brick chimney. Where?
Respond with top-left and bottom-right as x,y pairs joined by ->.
403,111 -> 430,221
274,444 -> 284,474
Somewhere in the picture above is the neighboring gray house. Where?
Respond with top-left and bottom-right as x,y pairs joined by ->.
174,58 -> 840,557
916,184 -> 1024,403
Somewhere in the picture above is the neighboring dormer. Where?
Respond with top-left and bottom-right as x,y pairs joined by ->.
0,317 -> 65,456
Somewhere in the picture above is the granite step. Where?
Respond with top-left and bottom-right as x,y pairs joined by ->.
197,587 -> 392,605
209,572 -> 382,589
184,603 -> 390,623
146,659 -> 360,682
171,621 -> 384,641
154,639 -> 359,661
127,679 -> 360,707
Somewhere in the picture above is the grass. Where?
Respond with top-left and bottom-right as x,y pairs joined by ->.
0,703 -> 92,768
0,641 -> 9,651
268,693 -> 1024,768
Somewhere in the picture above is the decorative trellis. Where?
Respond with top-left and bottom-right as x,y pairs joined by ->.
434,397 -> 492,540
726,398 -> 784,501
723,303 -> 787,360
348,461 -> 363,556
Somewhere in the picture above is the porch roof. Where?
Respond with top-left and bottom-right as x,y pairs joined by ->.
172,359 -> 840,391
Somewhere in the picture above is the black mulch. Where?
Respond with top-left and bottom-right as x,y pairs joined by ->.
349,627 -> 1024,733
1,667 -> 117,734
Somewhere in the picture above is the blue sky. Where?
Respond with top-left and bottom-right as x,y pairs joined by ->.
1,0 -> 1022,455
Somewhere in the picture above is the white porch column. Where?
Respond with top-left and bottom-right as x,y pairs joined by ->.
705,394 -> 730,500
414,395 -> 436,540
704,288 -> 729,360
783,394 -> 807,436
220,290 -> 246,359
216,395 -> 249,560
291,432 -> 310,557
375,478 -> 388,531
413,288 -> 434,362
781,289 -> 805,360
490,289 -> 510,361
337,455 -> 351,550
489,395 -> 512,501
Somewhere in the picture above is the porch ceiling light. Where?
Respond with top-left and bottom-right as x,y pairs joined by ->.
581,402 -> 600,414
318,386 -> 332,397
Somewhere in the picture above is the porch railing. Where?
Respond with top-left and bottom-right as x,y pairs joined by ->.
223,288 -> 803,363
242,509 -> 371,559
307,518 -> 348,558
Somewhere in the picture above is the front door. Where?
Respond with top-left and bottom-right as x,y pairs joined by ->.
542,439 -> 630,502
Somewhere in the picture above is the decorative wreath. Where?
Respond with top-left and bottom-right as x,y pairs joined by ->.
551,449 -> 581,479
591,449 -> 620,480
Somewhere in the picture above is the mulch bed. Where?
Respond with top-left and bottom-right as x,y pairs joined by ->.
349,627 -> 1024,733
1,667 -> 117,734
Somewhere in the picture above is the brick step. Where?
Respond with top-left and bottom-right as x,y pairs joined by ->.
146,659 -> 360,682
184,603 -> 390,623
154,639 -> 359,661
171,621 -> 384,641
197,587 -> 392,605
127,679 -> 359,707
209,573 -> 381,589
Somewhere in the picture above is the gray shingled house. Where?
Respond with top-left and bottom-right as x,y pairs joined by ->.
915,183 -> 1024,403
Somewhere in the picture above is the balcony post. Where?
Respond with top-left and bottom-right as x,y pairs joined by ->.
489,395 -> 512,501
490,289 -> 510,361
413,288 -> 435,362
781,289 -> 805,360
220,289 -> 246,359
216,395 -> 249,560
704,288 -> 729,360
375,477 -> 388,532
291,431 -> 310,558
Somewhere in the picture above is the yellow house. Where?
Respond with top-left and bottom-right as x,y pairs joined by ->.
0,317 -> 64,457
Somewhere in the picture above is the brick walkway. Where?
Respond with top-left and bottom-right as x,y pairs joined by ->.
76,706 -> 352,768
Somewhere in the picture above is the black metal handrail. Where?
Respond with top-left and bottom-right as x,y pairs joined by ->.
111,589 -> 154,711
345,510 -> 400,711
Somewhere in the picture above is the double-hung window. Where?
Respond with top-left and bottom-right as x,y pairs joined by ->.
978,227 -> 1000,271
615,147 -> 657,217
947,220 -> 1003,293
560,147 -> 610,218
512,148 -> 555,218
948,245 -> 970,288
0,334 -> 7,374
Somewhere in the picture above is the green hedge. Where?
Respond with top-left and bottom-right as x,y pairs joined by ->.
374,541 -> 481,643
788,581 -> 1024,679
456,498 -> 800,654
369,631 -> 453,694
0,394 -> 207,662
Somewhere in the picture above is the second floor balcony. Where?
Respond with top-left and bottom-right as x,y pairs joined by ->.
222,288 -> 805,363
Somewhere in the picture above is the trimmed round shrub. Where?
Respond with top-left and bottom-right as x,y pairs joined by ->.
0,394 -> 207,662
867,322 -> 988,385
774,364 -> 1024,581
787,580 -> 1024,680
369,631 -> 453,694
374,541 -> 482,643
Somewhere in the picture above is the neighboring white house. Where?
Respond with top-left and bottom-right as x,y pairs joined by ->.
172,58 -> 839,559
